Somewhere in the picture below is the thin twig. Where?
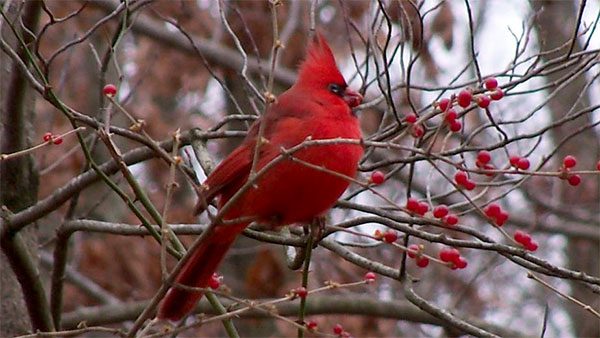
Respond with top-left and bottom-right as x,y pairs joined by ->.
527,272 -> 600,319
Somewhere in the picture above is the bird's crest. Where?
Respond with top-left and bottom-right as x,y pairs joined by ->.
297,33 -> 346,87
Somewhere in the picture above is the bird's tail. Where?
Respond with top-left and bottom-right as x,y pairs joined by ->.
157,226 -> 240,321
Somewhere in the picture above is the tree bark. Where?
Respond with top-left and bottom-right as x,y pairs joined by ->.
1,0 -> 45,335
531,1 -> 600,337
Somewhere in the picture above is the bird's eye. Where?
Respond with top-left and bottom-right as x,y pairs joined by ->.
328,83 -> 344,96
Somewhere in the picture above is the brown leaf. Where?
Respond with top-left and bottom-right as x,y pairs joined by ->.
431,1 -> 455,49
387,0 -> 422,51
244,247 -> 284,298
386,0 -> 438,79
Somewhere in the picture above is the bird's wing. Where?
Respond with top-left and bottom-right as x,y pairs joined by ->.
194,143 -> 253,215
195,98 -> 312,215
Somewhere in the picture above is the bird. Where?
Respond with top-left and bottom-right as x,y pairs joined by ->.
158,33 -> 363,321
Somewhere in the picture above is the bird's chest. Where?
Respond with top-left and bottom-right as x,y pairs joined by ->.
271,114 -> 362,179
229,116 -> 362,224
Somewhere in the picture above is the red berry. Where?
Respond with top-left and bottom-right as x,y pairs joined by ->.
306,320 -> 318,330
383,230 -> 398,243
370,171 -> 385,185
567,174 -> 581,186
485,203 -> 502,218
406,198 -> 420,212
454,256 -> 468,269
513,230 -> 532,245
563,155 -> 577,168
484,78 -> 498,90
407,244 -> 420,258
208,273 -> 220,289
524,240 -> 539,252
439,248 -> 460,263
477,151 -> 491,165
454,171 -> 469,185
411,124 -> 425,138
416,256 -> 430,268
509,155 -> 521,167
438,98 -> 451,112
293,287 -> 308,299
597,160 -> 600,171
445,109 -> 457,122
405,113 -> 418,124
482,164 -> 496,176
517,157 -> 530,170
364,272 -> 377,283
43,132 -> 52,142
495,211 -> 509,226
463,180 -> 476,191
443,213 -> 459,226
476,95 -> 491,108
433,205 -> 449,218
52,136 -> 63,145
103,84 -> 117,97
457,89 -> 472,108
208,279 -> 220,289
417,201 -> 429,216
490,88 -> 504,100
333,324 -> 344,335
449,119 -> 462,132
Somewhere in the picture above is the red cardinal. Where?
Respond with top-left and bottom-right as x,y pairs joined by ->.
158,34 -> 363,321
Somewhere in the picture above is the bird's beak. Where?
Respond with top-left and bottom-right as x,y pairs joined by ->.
343,88 -> 363,108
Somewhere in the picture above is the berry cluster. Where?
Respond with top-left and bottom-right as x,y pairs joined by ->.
407,244 -> 430,268
444,108 -> 462,133
406,198 -> 429,216
438,96 -> 462,132
475,150 -> 495,176
432,205 -> 459,227
484,78 -> 504,99
509,155 -> 530,170
558,155 -> 582,186
513,230 -> 539,252
438,247 -> 468,270
43,132 -> 63,145
374,229 -> 399,244
484,203 -> 509,226
404,113 -> 425,138
434,77 -> 504,134
454,170 -> 476,190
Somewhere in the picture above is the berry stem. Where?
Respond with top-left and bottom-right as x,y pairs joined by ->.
0,127 -> 86,161
297,222 -> 316,338
527,272 -> 600,319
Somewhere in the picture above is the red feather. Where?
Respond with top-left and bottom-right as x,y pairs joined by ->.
158,33 -> 363,321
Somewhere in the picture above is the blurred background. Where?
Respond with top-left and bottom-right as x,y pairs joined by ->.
1,0 -> 599,337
